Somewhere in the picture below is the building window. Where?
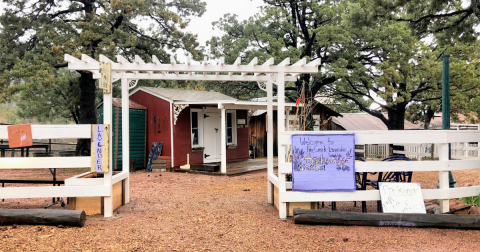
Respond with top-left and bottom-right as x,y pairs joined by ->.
226,111 -> 237,145
190,109 -> 203,147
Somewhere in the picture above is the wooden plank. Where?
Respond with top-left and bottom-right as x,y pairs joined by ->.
0,156 -> 90,169
72,197 -> 102,215
0,125 -> 91,139
112,181 -> 123,210
0,185 -> 110,199
280,130 -> 480,145
294,209 -> 480,229
279,159 -> 480,174
280,186 -> 480,202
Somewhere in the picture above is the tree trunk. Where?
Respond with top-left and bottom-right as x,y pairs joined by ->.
75,71 -> 97,156
386,106 -> 406,130
0,209 -> 86,227
424,107 -> 435,130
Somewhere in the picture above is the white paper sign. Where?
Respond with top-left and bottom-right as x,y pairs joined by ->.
379,182 -> 426,214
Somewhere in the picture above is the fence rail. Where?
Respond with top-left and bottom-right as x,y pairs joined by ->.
271,130 -> 480,218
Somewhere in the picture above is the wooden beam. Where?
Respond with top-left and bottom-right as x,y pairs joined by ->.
294,209 -> 480,230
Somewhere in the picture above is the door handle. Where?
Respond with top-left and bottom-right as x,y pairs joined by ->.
215,128 -> 218,132
205,154 -> 210,158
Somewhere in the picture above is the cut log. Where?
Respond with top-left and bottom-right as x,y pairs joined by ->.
0,209 -> 86,227
293,209 -> 480,230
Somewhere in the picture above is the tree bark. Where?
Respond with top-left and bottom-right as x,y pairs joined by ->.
75,71 -> 97,156
0,209 -> 86,227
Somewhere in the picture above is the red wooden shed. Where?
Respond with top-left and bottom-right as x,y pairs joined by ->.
130,87 -> 294,173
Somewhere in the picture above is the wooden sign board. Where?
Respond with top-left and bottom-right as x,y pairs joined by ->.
99,62 -> 112,94
91,124 -> 110,173
379,182 -> 426,214
7,124 -> 33,148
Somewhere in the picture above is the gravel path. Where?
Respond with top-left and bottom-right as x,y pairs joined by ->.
1,169 -> 479,251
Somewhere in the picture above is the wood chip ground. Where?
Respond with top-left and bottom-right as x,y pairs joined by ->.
1,168 -> 480,251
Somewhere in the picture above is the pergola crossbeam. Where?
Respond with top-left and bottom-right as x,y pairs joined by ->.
65,55 -> 320,80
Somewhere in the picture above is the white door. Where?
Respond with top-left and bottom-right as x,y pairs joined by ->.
203,112 -> 221,163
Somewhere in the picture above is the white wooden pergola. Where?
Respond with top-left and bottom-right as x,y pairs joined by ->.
64,54 -> 320,177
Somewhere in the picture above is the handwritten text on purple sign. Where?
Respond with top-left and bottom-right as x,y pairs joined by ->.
292,134 -> 356,192
94,125 -> 104,173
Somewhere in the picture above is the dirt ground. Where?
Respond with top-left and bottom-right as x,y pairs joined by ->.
1,168 -> 480,251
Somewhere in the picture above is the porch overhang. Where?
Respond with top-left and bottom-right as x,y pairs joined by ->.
172,100 -> 298,110
218,101 -> 297,110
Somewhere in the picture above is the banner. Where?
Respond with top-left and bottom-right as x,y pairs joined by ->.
292,134 -> 356,192
91,124 -> 110,173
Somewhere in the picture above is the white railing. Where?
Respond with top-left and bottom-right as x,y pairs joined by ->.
0,124 -> 114,199
270,130 -> 480,218
0,78 -> 132,218
395,142 -> 480,160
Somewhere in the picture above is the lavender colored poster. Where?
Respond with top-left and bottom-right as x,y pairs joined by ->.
94,125 -> 104,173
292,134 -> 356,192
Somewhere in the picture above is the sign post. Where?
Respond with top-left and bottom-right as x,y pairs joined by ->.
99,62 -> 112,94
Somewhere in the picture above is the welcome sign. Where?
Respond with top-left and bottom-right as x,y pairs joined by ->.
292,134 -> 356,192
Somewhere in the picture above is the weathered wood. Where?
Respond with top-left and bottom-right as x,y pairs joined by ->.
293,209 -> 480,229
0,209 -> 86,227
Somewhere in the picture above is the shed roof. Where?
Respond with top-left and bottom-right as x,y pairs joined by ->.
332,113 -> 420,130
138,87 -> 236,102
97,98 -> 147,110
111,98 -> 147,109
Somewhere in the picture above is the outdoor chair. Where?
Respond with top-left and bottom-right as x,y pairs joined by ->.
354,156 -> 368,213
367,155 -> 413,212
326,156 -> 367,212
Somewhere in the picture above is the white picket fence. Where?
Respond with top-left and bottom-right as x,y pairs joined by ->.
395,142 -> 480,160
269,130 -> 480,218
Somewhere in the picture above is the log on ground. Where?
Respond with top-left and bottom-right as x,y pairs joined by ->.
0,209 -> 86,227
293,209 -> 480,230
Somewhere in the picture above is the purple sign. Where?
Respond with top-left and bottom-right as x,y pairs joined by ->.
292,134 -> 356,192
94,125 -> 104,173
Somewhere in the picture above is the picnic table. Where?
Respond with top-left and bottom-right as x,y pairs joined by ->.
0,145 -> 65,207
0,144 -> 49,157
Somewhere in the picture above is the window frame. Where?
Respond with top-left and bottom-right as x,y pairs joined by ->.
226,110 -> 237,145
190,108 -> 204,148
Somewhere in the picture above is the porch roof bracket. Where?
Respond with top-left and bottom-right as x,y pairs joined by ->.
173,104 -> 189,125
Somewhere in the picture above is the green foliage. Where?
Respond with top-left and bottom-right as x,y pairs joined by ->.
207,0 -> 480,130
0,0 -> 206,123
357,0 -> 480,45
207,1 -> 341,102
462,194 -> 480,205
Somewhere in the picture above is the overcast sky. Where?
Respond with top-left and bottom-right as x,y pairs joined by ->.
186,0 -> 264,46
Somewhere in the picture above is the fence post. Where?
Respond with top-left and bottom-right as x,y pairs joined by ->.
102,82 -> 114,218
277,72 -> 287,219
438,143 -> 450,213
121,77 -> 130,204
266,78 -> 274,204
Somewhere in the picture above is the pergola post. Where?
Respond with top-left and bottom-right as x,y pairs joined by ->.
267,78 -> 274,204
221,106 -> 227,173
276,72 -> 287,218
103,85 -> 114,218
121,77 -> 130,203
